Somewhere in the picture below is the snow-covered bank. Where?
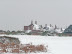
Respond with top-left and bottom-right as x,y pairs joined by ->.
0,35 -> 72,54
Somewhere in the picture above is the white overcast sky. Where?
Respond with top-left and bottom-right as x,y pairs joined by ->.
0,0 -> 72,31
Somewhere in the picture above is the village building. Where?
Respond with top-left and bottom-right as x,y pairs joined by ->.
0,30 -> 6,35
24,21 -> 43,35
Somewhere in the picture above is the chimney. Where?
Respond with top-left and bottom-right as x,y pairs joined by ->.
61,28 -> 63,31
45,24 -> 47,27
31,20 -> 33,24
50,24 -> 52,27
35,21 -> 37,24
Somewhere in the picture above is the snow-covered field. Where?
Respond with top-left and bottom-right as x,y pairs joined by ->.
0,35 -> 72,54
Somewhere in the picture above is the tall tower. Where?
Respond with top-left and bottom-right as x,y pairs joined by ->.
55,25 -> 57,29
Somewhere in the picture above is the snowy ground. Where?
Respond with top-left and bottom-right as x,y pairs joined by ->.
0,35 -> 72,54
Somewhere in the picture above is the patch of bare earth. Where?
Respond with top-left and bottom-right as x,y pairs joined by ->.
0,43 -> 47,53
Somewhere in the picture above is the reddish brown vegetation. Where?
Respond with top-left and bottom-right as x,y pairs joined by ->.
0,42 -> 47,53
